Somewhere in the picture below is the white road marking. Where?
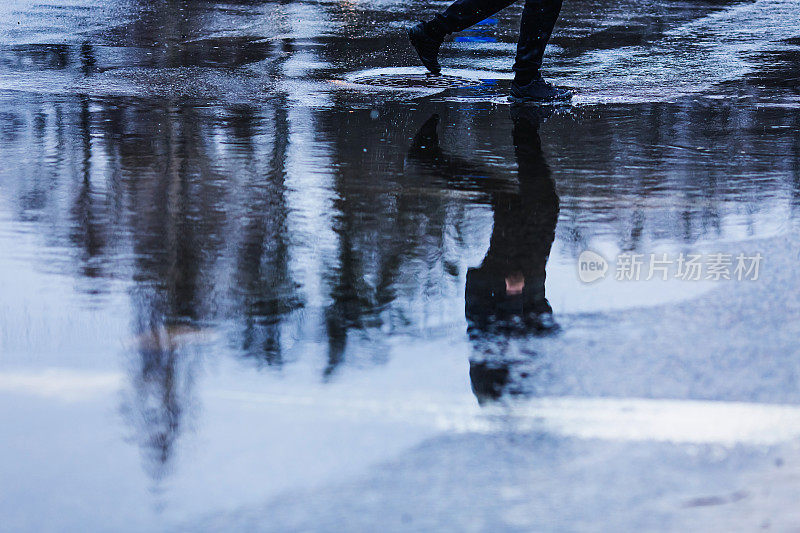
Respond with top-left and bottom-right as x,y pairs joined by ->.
5,368 -> 800,445
0,369 -> 122,400
212,390 -> 800,445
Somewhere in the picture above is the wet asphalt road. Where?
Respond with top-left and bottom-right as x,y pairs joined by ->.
1,0 -> 800,531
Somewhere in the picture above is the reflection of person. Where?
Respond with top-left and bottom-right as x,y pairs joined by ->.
465,106 -> 559,339
408,0 -> 571,101
467,106 -> 559,403
407,107 -> 560,404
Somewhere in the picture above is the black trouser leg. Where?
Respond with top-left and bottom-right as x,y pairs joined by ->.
514,0 -> 563,82
426,0 -> 517,39
425,0 -> 563,83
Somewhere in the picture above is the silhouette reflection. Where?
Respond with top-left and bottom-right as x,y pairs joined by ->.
122,321 -> 199,482
408,108 -> 560,405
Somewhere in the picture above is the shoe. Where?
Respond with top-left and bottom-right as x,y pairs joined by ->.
526,311 -> 560,334
408,22 -> 442,75
509,76 -> 573,102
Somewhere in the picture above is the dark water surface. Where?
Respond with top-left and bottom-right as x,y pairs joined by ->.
1,0 -> 799,530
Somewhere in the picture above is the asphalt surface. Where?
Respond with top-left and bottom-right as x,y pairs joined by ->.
1,0 -> 800,531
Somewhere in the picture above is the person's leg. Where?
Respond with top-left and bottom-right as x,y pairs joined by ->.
424,0 -> 517,40
513,0 -> 563,85
410,0 -> 515,74
508,0 -> 571,100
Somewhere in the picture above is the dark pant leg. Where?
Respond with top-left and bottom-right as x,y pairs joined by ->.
426,0 -> 517,38
513,0 -> 563,78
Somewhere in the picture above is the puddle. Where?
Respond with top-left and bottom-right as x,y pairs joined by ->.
1,0 -> 800,529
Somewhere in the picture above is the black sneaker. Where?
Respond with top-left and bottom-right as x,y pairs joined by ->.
509,76 -> 573,102
408,22 -> 442,75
